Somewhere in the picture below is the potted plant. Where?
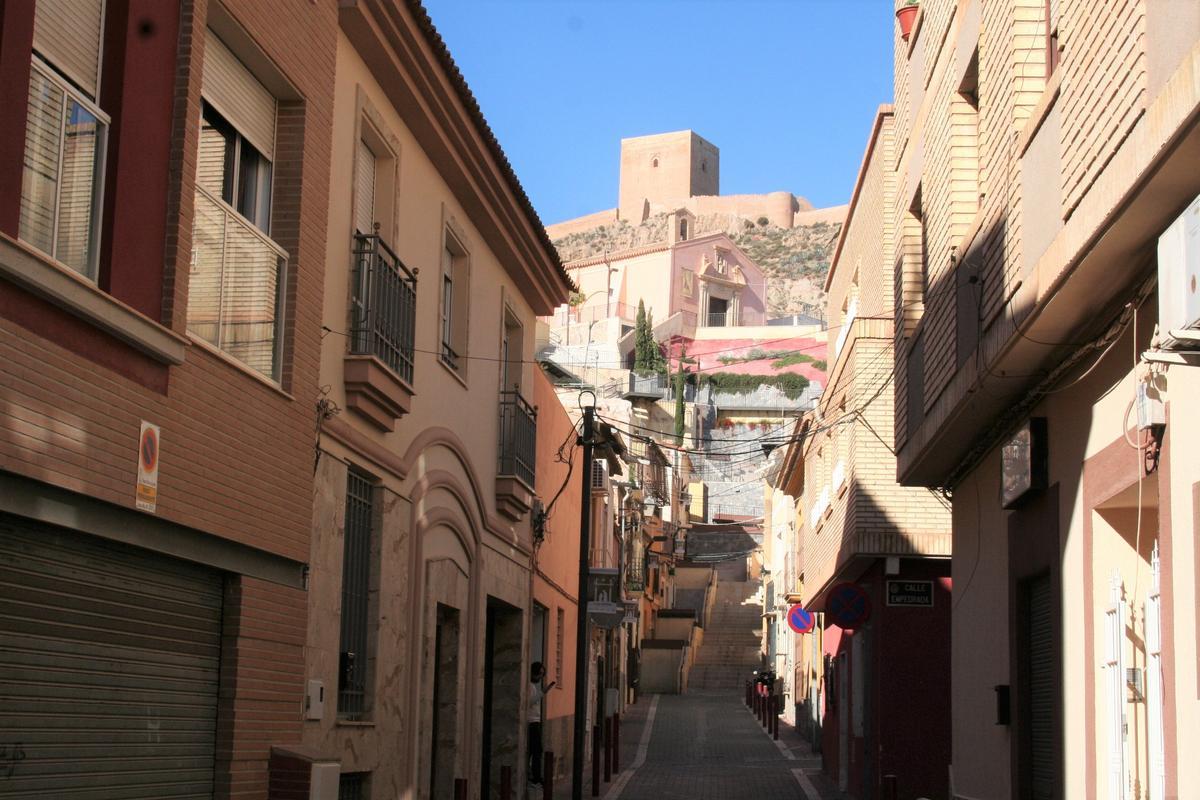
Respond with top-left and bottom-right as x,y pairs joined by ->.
896,0 -> 919,42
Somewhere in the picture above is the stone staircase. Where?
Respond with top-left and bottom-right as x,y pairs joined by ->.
689,575 -> 763,691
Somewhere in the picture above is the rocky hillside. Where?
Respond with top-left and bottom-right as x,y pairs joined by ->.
551,213 -> 840,318
733,220 -> 840,317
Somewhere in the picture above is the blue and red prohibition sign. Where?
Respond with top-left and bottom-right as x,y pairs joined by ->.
827,582 -> 872,629
787,604 -> 815,634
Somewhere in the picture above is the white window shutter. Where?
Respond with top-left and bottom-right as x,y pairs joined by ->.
354,139 -> 376,236
201,32 -> 276,161
33,0 -> 105,99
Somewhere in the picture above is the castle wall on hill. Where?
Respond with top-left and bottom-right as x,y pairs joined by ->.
545,208 -> 618,240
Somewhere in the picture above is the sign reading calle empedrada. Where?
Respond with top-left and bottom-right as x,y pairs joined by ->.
885,580 -> 934,607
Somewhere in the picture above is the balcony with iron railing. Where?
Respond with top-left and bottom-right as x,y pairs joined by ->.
703,311 -> 729,327
343,229 -> 418,430
496,388 -> 537,521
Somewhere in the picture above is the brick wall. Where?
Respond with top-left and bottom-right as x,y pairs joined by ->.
1058,0 -> 1147,216
0,0 -> 338,563
892,0 -> 1058,450
216,576 -> 308,799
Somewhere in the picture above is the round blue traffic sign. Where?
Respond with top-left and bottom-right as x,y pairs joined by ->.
787,604 -> 815,634
827,582 -> 871,628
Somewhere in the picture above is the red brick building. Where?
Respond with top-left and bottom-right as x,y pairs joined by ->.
0,1 -> 336,796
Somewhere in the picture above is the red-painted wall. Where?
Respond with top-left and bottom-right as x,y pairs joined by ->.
820,559 -> 953,800
0,0 -> 35,236
98,0 -> 181,319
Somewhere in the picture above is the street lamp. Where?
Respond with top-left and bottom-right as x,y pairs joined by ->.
572,407 -> 624,800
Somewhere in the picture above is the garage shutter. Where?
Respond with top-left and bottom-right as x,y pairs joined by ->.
0,517 -> 223,799
32,0 -> 105,99
1027,574 -> 1055,800
201,31 -> 275,161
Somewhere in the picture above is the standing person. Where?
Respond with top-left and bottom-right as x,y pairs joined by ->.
528,662 -> 555,786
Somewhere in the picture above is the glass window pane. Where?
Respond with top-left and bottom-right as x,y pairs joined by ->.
198,103 -> 235,203
220,218 -> 281,379
19,69 -> 64,257
188,190 -> 228,347
236,140 -> 271,231
54,98 -> 102,275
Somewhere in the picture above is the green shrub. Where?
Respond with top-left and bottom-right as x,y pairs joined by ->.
699,372 -> 811,400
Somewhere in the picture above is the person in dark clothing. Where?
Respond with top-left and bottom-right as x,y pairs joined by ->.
528,661 -> 555,785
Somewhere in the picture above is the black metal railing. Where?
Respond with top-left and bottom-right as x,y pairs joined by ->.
498,389 -> 537,487
351,230 -> 417,385
441,341 -> 459,371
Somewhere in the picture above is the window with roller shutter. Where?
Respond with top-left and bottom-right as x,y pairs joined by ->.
187,29 -> 288,382
18,0 -> 109,278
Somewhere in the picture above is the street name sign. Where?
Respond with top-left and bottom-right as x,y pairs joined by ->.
886,580 -> 934,607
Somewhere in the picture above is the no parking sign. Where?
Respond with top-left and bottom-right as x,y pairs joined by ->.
827,582 -> 871,628
787,604 -> 815,634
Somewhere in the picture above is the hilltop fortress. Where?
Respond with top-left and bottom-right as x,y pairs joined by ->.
546,130 -> 846,240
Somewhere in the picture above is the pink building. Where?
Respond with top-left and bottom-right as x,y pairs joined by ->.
557,209 -> 769,335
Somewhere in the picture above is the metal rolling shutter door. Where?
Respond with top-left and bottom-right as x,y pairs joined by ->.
1028,574 -> 1055,800
0,517 -> 222,799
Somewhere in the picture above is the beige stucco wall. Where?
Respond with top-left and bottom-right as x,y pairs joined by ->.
640,647 -> 684,694
305,28 -> 557,795
655,617 -> 696,641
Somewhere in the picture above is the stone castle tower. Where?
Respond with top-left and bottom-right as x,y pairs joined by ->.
545,130 -> 844,241
618,131 -> 719,222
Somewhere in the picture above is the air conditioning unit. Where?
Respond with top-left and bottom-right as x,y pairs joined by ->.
1157,194 -> 1200,349
591,459 -> 610,495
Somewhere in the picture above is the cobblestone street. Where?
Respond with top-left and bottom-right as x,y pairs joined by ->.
554,690 -> 841,800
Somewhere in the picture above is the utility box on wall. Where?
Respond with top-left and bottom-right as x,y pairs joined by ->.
1157,193 -> 1200,349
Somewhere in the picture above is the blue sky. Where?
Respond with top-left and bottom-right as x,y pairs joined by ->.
423,0 -> 896,226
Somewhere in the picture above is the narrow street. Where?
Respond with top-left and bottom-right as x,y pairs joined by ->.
614,692 -> 832,800
549,558 -> 841,800
552,686 -> 841,800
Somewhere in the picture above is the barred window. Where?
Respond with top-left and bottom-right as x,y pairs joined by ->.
338,469 -> 375,719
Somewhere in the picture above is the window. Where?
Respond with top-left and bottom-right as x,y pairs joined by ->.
555,607 -> 565,685
354,137 -> 376,236
20,0 -> 109,279
338,773 -> 368,800
188,31 -> 286,381
198,102 -> 272,231
679,218 -> 688,241
957,49 -> 983,208
338,469 -> 377,720
1045,0 -> 1060,78
440,229 -> 469,372
500,309 -> 524,393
